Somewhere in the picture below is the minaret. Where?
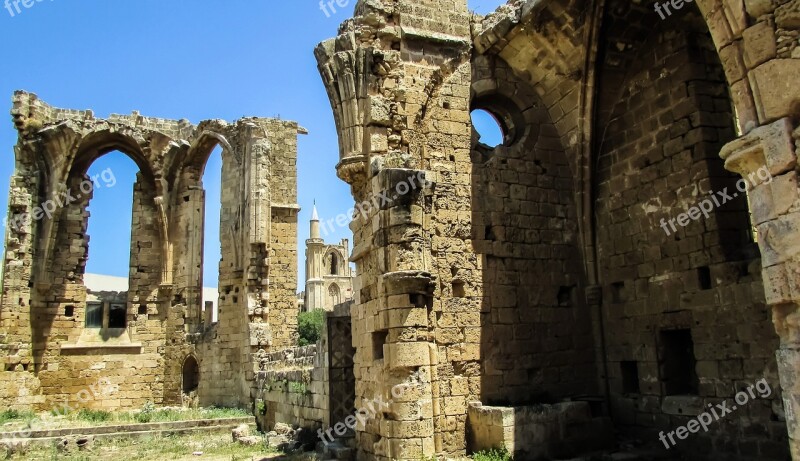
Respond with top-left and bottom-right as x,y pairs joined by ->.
310,202 -> 320,239
305,201 -> 325,311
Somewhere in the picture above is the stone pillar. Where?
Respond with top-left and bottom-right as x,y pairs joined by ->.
317,0 -> 473,457
721,118 -> 800,458
372,168 -> 437,459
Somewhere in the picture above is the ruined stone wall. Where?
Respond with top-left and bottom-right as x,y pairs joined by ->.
320,0 -> 799,459
0,93 -> 301,412
318,1 -> 485,458
265,120 -> 301,352
6,104 -> 174,411
197,130 -> 250,408
256,344 -> 327,430
593,2 -> 787,459
198,119 -> 301,408
255,303 -> 354,432
708,0 -> 800,457
471,54 -> 597,405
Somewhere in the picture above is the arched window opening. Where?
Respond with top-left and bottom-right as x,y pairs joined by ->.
85,151 -> 136,278
329,284 -> 341,307
471,109 -> 505,148
84,151 -> 138,330
330,252 -> 339,275
202,146 -> 223,323
182,355 -> 200,394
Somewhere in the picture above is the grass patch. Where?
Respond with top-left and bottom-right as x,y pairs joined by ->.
127,405 -> 249,424
472,448 -> 513,461
134,401 -> 156,423
0,406 -> 252,433
0,409 -> 34,425
76,409 -> 112,423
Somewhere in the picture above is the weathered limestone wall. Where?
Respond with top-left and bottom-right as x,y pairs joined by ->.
195,127 -> 251,407
319,0 -> 799,459
589,1 -> 787,459
0,92 -> 301,412
472,54 -> 597,405
195,119 -> 302,409
467,401 -> 612,458
703,0 -> 800,459
317,0 -> 492,458
255,303 -> 354,432
266,122 -> 302,352
256,344 -> 327,431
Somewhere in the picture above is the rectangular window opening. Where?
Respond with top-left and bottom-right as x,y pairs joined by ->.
108,304 -> 127,329
697,266 -> 712,290
659,329 -> 699,395
372,330 -> 388,360
85,302 -> 103,328
558,286 -> 576,307
621,361 -> 640,394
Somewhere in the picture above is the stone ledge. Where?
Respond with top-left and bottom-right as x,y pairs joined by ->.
400,26 -> 471,46
0,416 -> 255,440
271,203 -> 300,211
0,417 -> 255,448
59,343 -> 143,355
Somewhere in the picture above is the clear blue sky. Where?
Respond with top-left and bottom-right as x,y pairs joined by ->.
0,0 -> 506,291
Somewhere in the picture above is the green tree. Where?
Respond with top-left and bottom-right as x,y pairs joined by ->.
297,309 -> 325,346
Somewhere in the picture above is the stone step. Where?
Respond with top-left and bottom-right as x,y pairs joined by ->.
0,417 -> 256,447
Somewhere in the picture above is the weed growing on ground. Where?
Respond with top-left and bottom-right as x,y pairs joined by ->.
473,448 -> 513,461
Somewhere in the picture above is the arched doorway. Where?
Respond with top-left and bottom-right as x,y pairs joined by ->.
182,355 -> 199,394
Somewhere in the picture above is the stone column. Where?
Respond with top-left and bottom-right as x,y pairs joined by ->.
373,168 -> 437,459
721,117 -> 800,458
317,1 -> 473,457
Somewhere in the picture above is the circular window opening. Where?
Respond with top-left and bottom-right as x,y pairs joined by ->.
471,109 -> 505,148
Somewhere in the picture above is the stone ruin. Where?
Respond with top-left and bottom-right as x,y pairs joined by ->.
0,90 -> 303,410
1,0 -> 800,460
312,0 -> 799,459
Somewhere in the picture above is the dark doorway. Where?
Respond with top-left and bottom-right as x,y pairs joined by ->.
183,356 -> 200,394
659,329 -> 698,395
328,314 -> 355,425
